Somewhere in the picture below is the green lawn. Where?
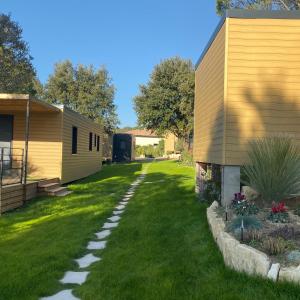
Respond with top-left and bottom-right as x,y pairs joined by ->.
1,160 -> 300,300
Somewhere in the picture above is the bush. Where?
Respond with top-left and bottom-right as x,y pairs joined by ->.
179,150 -> 194,166
228,216 -> 262,233
262,237 -> 291,255
242,136 -> 300,203
294,206 -> 300,217
135,140 -> 165,158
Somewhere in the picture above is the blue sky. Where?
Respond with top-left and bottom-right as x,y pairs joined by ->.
1,0 -> 220,127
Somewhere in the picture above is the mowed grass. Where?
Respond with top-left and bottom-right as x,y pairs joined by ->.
0,163 -> 143,300
1,160 -> 300,300
76,160 -> 300,300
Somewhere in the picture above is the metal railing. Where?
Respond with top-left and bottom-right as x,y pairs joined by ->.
0,148 -> 24,187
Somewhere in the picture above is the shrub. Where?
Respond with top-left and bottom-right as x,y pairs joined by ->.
228,216 -> 262,233
179,150 -> 194,166
262,237 -> 291,255
269,226 -> 296,240
242,136 -> 300,203
294,206 -> 300,217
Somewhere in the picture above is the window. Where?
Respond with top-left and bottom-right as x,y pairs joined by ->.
97,135 -> 100,152
89,132 -> 93,151
72,126 -> 78,154
94,134 -> 97,147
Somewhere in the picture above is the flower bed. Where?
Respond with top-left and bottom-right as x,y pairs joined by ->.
207,201 -> 300,283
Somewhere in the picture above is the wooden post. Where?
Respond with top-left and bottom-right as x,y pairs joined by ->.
0,148 -> 3,215
23,98 -> 30,185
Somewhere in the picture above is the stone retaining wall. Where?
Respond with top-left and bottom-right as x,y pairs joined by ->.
207,201 -> 300,284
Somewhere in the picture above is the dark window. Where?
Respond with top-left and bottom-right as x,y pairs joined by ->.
89,132 -> 93,151
72,126 -> 78,154
97,135 -> 100,152
94,134 -> 97,147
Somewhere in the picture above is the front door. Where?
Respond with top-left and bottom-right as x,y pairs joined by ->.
0,115 -> 13,168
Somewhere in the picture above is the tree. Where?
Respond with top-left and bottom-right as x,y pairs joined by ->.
217,0 -> 300,15
0,13 -> 36,93
43,61 -> 118,134
134,57 -> 194,142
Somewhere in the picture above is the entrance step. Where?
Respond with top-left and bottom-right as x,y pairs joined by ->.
37,178 -> 72,197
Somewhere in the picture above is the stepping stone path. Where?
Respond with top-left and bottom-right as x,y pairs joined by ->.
60,271 -> 89,285
87,240 -> 107,250
75,253 -> 101,268
40,167 -> 149,299
95,229 -> 111,239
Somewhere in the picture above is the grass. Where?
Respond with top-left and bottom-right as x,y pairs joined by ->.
1,160 -> 300,299
0,162 -> 143,300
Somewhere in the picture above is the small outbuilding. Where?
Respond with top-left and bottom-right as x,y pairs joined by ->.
194,10 -> 300,205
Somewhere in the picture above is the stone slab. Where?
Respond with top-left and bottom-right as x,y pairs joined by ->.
116,205 -> 125,210
108,215 -> 121,222
102,222 -> 119,229
268,263 -> 280,281
113,210 -> 124,215
87,240 -> 107,250
60,271 -> 89,285
95,229 -> 111,239
75,253 -> 101,268
119,201 -> 128,206
40,289 -> 79,300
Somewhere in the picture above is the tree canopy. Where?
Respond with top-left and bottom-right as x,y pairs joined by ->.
134,57 -> 194,141
217,0 -> 300,15
42,61 -> 118,134
0,13 -> 36,94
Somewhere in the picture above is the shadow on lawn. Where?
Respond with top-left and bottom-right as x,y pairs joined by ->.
77,166 -> 300,300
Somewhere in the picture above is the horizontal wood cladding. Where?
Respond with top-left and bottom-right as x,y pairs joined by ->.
225,17 -> 300,165
61,108 -> 103,183
12,111 -> 63,179
193,22 -> 226,165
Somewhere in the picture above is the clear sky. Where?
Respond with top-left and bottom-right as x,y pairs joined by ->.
1,0 -> 220,127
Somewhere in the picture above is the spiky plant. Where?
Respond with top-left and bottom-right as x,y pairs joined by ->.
242,136 -> 300,203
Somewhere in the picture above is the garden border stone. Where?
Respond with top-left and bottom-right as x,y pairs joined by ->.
207,201 -> 282,280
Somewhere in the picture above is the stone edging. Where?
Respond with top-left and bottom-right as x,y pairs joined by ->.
207,201 -> 300,283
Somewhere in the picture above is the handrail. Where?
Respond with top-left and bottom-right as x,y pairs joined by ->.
0,147 -> 24,187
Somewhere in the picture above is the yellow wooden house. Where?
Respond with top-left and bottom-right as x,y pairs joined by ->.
194,10 -> 300,204
0,94 -> 103,185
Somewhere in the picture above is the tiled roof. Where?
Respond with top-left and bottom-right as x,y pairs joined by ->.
126,129 -> 161,137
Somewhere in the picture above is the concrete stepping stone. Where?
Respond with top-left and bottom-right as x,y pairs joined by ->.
113,210 -> 124,215
116,204 -> 125,210
108,215 -> 121,222
102,222 -> 119,229
41,289 -> 79,300
95,229 -> 111,239
60,271 -> 89,285
75,253 -> 101,268
87,240 -> 107,250
119,201 -> 128,206
127,191 -> 135,195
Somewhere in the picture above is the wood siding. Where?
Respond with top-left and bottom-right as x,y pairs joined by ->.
225,18 -> 300,165
194,22 -> 226,164
12,111 -> 63,179
61,107 -> 103,183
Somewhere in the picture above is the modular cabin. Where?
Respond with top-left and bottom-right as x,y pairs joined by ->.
112,133 -> 135,162
0,94 -> 103,186
193,10 -> 300,205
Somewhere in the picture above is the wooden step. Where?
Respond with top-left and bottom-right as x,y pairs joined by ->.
38,182 -> 60,192
56,190 -> 73,197
38,178 -> 60,187
48,186 -> 68,196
